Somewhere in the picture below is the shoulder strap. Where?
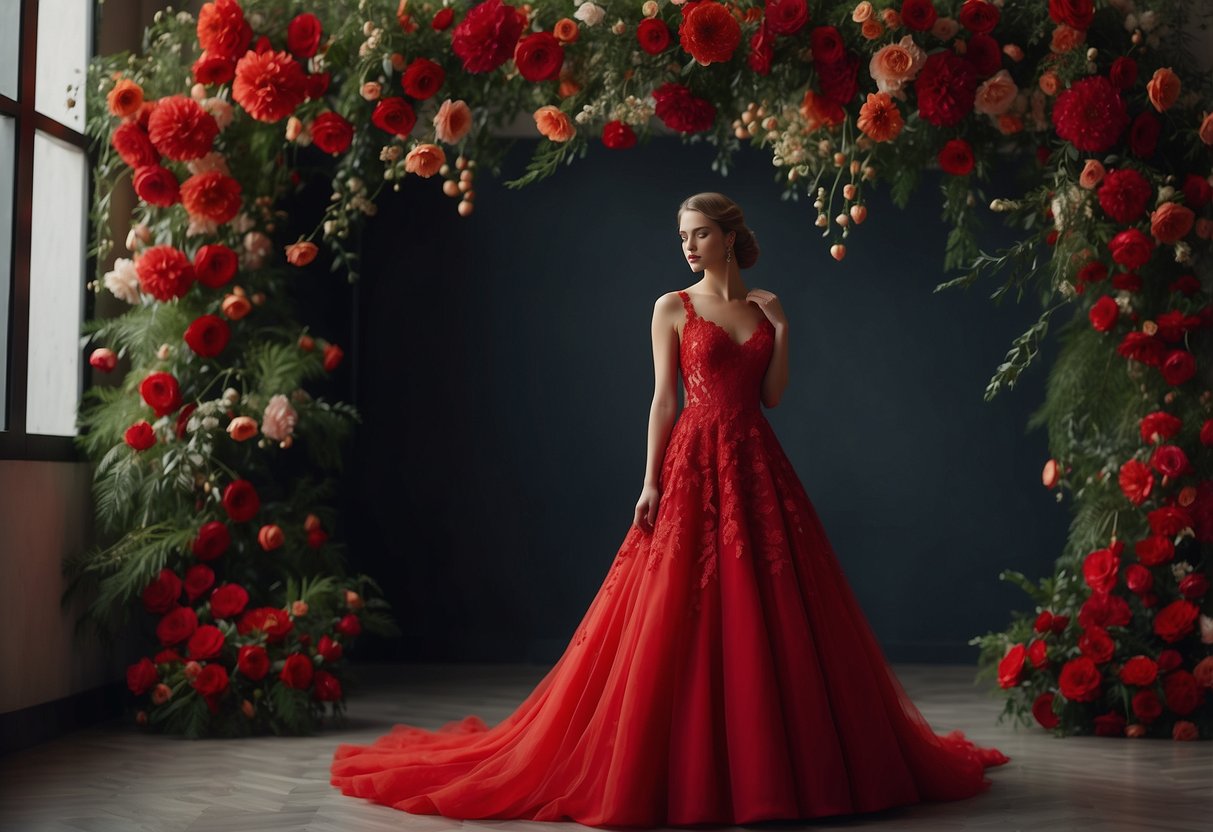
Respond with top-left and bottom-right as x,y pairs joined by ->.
677,290 -> 696,320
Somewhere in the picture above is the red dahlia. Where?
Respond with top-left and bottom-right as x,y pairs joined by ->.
136,245 -> 195,301
679,0 -> 742,66
450,0 -> 526,74
146,96 -> 219,161
232,49 -> 308,123
180,172 -> 242,224
652,83 -> 716,134
915,51 -> 977,127
514,32 -> 563,82
1051,75 -> 1128,153
196,0 -> 252,61
1097,168 -> 1151,224
111,122 -> 160,168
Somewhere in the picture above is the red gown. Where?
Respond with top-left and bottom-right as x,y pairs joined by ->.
330,289 -> 1009,826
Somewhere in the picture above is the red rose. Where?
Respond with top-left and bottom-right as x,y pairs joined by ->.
1089,296 -> 1118,332
636,18 -> 671,55
126,657 -> 159,695
1134,535 -> 1174,567
1118,459 -> 1153,506
1117,331 -> 1165,367
1033,610 -> 1054,633
1048,0 -> 1094,30
1153,599 -> 1199,643
1076,260 -> 1107,286
1092,710 -> 1125,736
141,568 -> 183,614
280,653 -> 315,689
180,171 -> 242,224
304,72 -> 330,100
1109,56 -> 1137,90
112,122 -> 160,168
959,0 -> 1000,33
317,634 -> 343,662
192,520 -> 231,561
997,643 -> 1026,688
1139,411 -> 1182,444
1119,655 -> 1158,686
233,49 -> 308,123
183,563 -> 215,603
313,669 -> 342,701
513,33 -> 563,82
1160,349 -> 1196,386
372,98 -> 418,137
1128,111 -> 1160,158
764,0 -> 809,37
747,22 -> 774,75
1179,573 -> 1209,600
1108,227 -> 1153,269
1202,420 -> 1213,446
938,139 -> 974,175
299,111 -> 350,157
1163,670 -> 1202,715
286,12 -> 322,59
132,165 -> 180,207
900,0 -> 938,31
432,7 -> 455,30
651,83 -> 716,134
809,26 -> 844,64
221,479 -> 261,523
816,53 -> 859,106
335,613 -> 362,637
136,245 -> 195,302
450,0 -> 526,74
197,0 -> 252,61
915,51 -> 978,127
679,0 -> 742,66
236,644 -> 270,680
125,420 -> 156,451
323,343 -> 344,372
1155,311 -> 1197,344
601,120 -> 636,150
964,33 -> 1002,77
399,58 -> 445,101
1158,648 -> 1183,672
1112,271 -> 1142,292
188,624 -> 225,660
156,606 -> 199,646
140,371 -> 183,417
1131,689 -> 1162,723
193,243 -> 238,288
1149,444 -> 1189,479
192,51 -> 236,85
1052,76 -> 1127,153
1027,639 -> 1048,669
147,95 -> 219,161
1079,591 -> 1131,629
1031,692 -> 1059,729
191,663 -> 229,697
237,607 -> 293,643
1182,173 -> 1212,210
1050,614 -> 1069,635
183,314 -> 231,358
1078,625 -> 1114,664
1058,656 -> 1102,702
1082,542 -> 1121,592
1125,564 -> 1153,593
210,583 -> 249,618
1097,168 -> 1151,224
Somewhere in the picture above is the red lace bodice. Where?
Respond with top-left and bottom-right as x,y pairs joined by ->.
676,289 -> 775,411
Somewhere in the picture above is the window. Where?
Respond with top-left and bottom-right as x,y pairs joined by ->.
1,0 -> 94,460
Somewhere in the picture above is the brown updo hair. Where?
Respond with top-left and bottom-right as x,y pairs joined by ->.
676,192 -> 760,269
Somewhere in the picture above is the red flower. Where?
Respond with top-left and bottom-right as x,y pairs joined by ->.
1058,656 -> 1102,702
142,568 -> 183,614
1052,76 -> 1127,153
304,72 -> 330,100
136,245 -> 195,301
808,26 -> 844,64
1078,625 -> 1114,664
233,49 -> 308,123
125,420 -> 156,451
398,58 -> 444,101
221,479 -> 260,522
1082,541 -> 1122,593
1112,271 -> 1142,292
601,120 -> 636,150
915,51 -> 977,127
132,165 -> 180,207
1108,227 -> 1153,269
1203,420 -> 1213,446
140,371 -> 183,417
1097,168 -> 1151,224
236,644 -> 269,680
183,563 -> 215,602
316,634 -> 343,662
180,172 -> 242,224
997,643 -> 1026,688
372,98 -> 418,137
1160,349 -> 1196,386
237,607 -> 293,643
959,0 -> 1000,34
112,123 -> 160,168
651,83 -> 716,134
450,0 -> 526,74
210,583 -> 249,619
938,139 -> 974,175
310,112 -> 354,155
193,244 -> 238,289
636,18 -> 671,55
192,51 -> 236,85
816,53 -> 859,106
323,343 -> 344,372
1131,689 -> 1162,723
335,613 -> 362,637
1153,599 -> 1199,643
1118,459 -> 1154,505
964,33 -> 1002,77
1079,590 -> 1131,629
156,606 -> 199,646
1127,111 -> 1159,158
1139,411 -> 1182,444
187,624 -> 225,660
1089,295 -> 1118,332
1027,639 -> 1048,669
280,653 -> 315,689
1179,573 -> 1209,600
183,314 -> 231,358
1170,274 -> 1200,295
1033,610 -> 1054,633
900,0 -> 938,31
678,0 -> 742,66
1117,331 -> 1165,366
1119,655 -> 1158,686
1149,444 -> 1189,478
191,663 -> 229,697
747,22 -> 774,75
1048,0 -> 1094,30
1077,261 -> 1107,286
1134,535 -> 1174,567
1092,711 -> 1125,736
1182,173 -> 1212,210
513,33 -> 563,82
313,670 -> 342,701
197,0 -> 252,61
1147,505 -> 1191,536
1109,56 -> 1137,90
1163,670 -> 1202,715
764,0 -> 809,37
432,8 -> 455,30
1031,692 -> 1059,728
126,657 -> 158,695
286,12 -> 322,59
192,520 -> 231,561
147,96 -> 219,161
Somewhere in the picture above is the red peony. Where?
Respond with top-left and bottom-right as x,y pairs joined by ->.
1032,692 -> 1059,728
997,643 -> 1026,688
286,12 -> 322,59
140,371 -> 182,417
192,520 -> 230,561
1058,656 -> 1102,702
1149,444 -> 1189,479
142,568 -> 183,614
156,606 -> 198,646
1120,655 -> 1158,686
901,0 -> 938,31
637,18 -> 671,55
371,98 -> 418,137
183,563 -> 214,603
191,663 -> 229,697
237,607 -> 293,643
280,653 -> 315,689
959,0 -> 1000,34
132,165 -> 180,207
180,172 -> 242,224
1048,0 -> 1094,30
450,0 -> 526,74
651,83 -> 716,134
1163,670 -> 1202,715
210,583 -> 249,618
513,33 -> 563,82
1134,535 -> 1174,567
112,123 -> 160,168
147,96 -> 219,161
1051,76 -> 1128,153
136,245 -> 195,302
233,49 -> 308,123
221,479 -> 260,522
1118,459 -> 1153,506
313,670 -> 342,701
915,51 -> 977,127
193,244 -> 238,289
197,0 -> 252,61
764,0 -> 809,37
679,0 -> 742,66
1160,349 -> 1196,386
1089,295 -> 1118,332
1128,111 -> 1160,158
310,112 -> 354,155
127,657 -> 158,695
938,139 -> 974,175
1097,168 -> 1152,224
193,51 -> 236,85
236,644 -> 270,680
1131,689 -> 1162,723
187,624 -> 225,660
1153,599 -> 1199,643
125,420 -> 156,451
602,120 -> 637,150
1108,227 -> 1153,269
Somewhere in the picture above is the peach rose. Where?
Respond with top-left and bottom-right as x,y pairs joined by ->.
869,36 -> 926,99
285,241 -> 318,266
361,81 -> 382,101
1150,202 -> 1195,244
261,393 -> 297,441
930,17 -> 959,41
433,98 -> 473,144
1146,67 -> 1180,112
1201,112 -> 1213,145
881,8 -> 900,28
1079,159 -> 1105,189
1003,43 -> 1024,62
107,79 -> 144,117
227,416 -> 259,441
554,18 -> 579,43
860,18 -> 883,39
996,114 -> 1023,135
404,143 -> 445,177
1038,71 -> 1060,96
851,1 -> 873,23
558,78 -> 581,98
974,70 -> 1018,116
221,293 -> 251,320
1050,24 -> 1084,54
534,105 -> 576,142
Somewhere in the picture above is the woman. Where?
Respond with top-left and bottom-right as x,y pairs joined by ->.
330,192 -> 1009,826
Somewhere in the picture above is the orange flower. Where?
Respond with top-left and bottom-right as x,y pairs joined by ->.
558,78 -> 581,98
1201,112 -> 1213,145
221,293 -> 252,320
285,241 -> 318,266
533,105 -> 576,142
1050,24 -> 1084,54
996,114 -> 1023,135
553,18 -> 579,43
1146,67 -> 1180,112
799,90 -> 845,130
107,79 -> 144,117
856,92 -> 903,142
860,17 -> 883,39
852,2 -> 873,23
404,143 -> 446,177
1078,159 -> 1105,189
1038,71 -> 1059,96
1150,202 -> 1195,245
226,416 -> 259,441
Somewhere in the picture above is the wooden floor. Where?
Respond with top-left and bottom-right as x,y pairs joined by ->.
0,662 -> 1209,831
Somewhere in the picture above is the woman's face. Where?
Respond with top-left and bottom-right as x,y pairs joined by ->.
678,210 -> 731,272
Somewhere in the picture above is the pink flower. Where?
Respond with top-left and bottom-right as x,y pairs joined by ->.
433,99 -> 473,144
868,35 -> 926,100
261,393 -> 297,441
404,143 -> 446,177
973,69 -> 1018,116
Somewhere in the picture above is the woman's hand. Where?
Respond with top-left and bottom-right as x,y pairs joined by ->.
747,288 -> 788,330
633,485 -> 661,533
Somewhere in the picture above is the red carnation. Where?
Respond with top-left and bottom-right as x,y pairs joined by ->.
191,663 -> 229,697
286,12 -> 322,59
142,568 -> 183,614
679,0 -> 742,66
126,657 -> 158,695
915,51 -> 978,127
1052,76 -> 1127,153
997,643 -> 1026,688
450,0 -> 526,74
602,120 -> 636,150
959,0 -> 1000,34
111,122 -> 160,168
132,165 -> 180,207
1118,459 -> 1153,505
1058,656 -> 1102,702
192,51 -> 236,86
1097,168 -> 1151,224
1089,296 -> 1118,331
183,314 -> 231,358
1048,0 -> 1094,30
1108,227 -> 1153,269
938,139 -> 974,175
192,520 -> 230,561
156,606 -> 198,646
280,653 -> 315,689
651,83 -> 716,134
1128,111 -> 1160,158
310,111 -> 354,155
1160,349 -> 1196,386
809,26 -> 844,65
900,0 -> 938,31
140,371 -> 183,417
1153,599 -> 1199,643
637,18 -> 671,55
147,96 -> 219,161
371,98 -> 418,137
513,33 -> 563,82
221,479 -> 260,522
402,57 -> 446,99
180,171 -> 242,224
764,0 -> 809,37
210,583 -> 249,618
125,420 -> 156,451
233,49 -> 308,123
136,245 -> 195,301
187,624 -> 225,660
193,244 -> 238,289
197,0 -> 252,61
313,670 -> 342,701
1032,692 -> 1059,729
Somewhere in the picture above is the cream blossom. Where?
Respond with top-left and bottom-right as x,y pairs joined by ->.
103,257 -> 141,304
851,1 -> 873,23
186,151 -> 230,176
929,17 -> 960,41
200,97 -> 233,130
973,70 -> 1018,116
261,394 -> 298,441
869,36 -> 926,99
574,2 -> 604,26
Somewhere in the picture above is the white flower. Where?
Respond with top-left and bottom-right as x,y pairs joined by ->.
103,257 -> 141,304
574,2 -> 605,26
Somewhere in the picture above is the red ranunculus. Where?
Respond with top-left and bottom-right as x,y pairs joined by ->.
372,97 -> 418,137
764,0 -> 809,37
197,0 -> 252,61
317,634 -> 343,662
111,122 -> 161,168
193,244 -> 238,289
233,49 -> 308,123
156,606 -> 199,646
335,613 -> 362,637
1089,295 -> 1118,332
132,165 -> 180,207
602,120 -> 636,150
1160,349 -> 1196,386
1052,76 -> 1128,153
221,479 -> 260,522
1048,0 -> 1094,30
210,583 -> 249,619
678,0 -> 742,65
1128,111 -> 1160,158
191,662 -> 229,696
136,245 -> 195,302
1131,689 -> 1162,723
1097,168 -> 1151,224
313,669 -> 342,701
997,643 -> 1026,688
142,568 -> 183,614
280,653 -> 315,689
938,139 -> 974,175
286,12 -> 322,59
192,520 -> 231,561
513,33 -> 563,82
1153,599 -> 1199,643
147,95 -> 219,161
188,624 -> 225,660
1058,656 -> 1102,702
127,657 -> 158,695
450,0 -> 526,74
140,371 -> 183,417
237,607 -> 293,643
651,82 -> 716,134
182,313 -> 232,359
310,112 -> 354,155
236,644 -> 269,680
183,563 -> 215,603
1163,670 -> 1202,715
915,51 -> 978,127
1032,692 -> 1059,728
125,420 -> 156,451
959,0 -> 1000,33
637,18 -> 671,55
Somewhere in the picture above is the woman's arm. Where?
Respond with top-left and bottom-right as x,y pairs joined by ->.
642,293 -> 681,488
761,321 -> 789,408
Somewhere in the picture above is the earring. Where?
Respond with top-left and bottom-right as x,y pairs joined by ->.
726,247 -> 733,263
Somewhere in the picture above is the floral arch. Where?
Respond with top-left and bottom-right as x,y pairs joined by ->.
76,0 -> 1212,738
